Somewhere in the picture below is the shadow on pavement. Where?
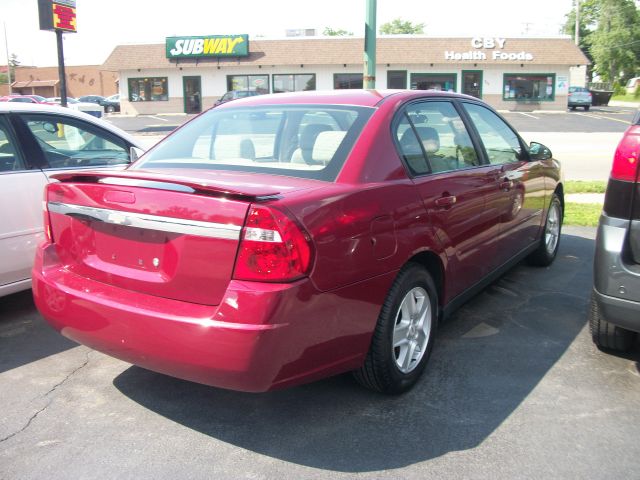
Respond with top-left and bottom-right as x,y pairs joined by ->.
0,290 -> 77,374
113,232 -> 620,472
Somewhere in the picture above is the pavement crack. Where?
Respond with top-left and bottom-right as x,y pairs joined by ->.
0,350 -> 91,444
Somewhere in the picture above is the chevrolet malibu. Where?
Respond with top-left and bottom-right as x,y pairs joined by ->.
33,90 -> 563,393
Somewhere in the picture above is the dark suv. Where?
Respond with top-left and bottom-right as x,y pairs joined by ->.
590,110 -> 640,351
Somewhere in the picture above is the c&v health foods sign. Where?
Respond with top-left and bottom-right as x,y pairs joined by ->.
166,35 -> 249,58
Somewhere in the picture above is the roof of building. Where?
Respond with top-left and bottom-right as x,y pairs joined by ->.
102,36 -> 590,71
12,79 -> 59,88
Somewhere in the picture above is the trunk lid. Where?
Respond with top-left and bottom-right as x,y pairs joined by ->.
46,169 -> 321,305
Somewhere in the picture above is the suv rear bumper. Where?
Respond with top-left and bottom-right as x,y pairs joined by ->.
593,214 -> 640,333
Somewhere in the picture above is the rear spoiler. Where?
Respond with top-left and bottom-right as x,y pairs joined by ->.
51,169 -> 281,201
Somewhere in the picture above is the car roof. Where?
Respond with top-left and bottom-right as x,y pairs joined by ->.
217,89 -> 478,109
0,102 -> 142,148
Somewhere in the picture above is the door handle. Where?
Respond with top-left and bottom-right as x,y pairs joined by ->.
435,195 -> 457,208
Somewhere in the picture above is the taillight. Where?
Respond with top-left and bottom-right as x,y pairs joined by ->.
42,189 -> 53,243
233,205 -> 313,282
610,126 -> 640,182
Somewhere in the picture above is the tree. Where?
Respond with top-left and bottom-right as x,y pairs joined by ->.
323,27 -> 353,36
379,18 -> 424,35
589,0 -> 640,83
8,53 -> 20,79
562,0 -> 599,79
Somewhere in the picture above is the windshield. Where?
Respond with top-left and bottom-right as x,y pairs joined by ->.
133,104 -> 374,181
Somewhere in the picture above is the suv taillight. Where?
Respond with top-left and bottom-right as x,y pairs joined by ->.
233,205 -> 313,282
611,125 -> 640,182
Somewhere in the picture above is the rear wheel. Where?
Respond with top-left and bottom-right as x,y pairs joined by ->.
528,193 -> 562,266
106,105 -> 115,113
353,264 -> 437,394
584,105 -> 590,111
589,293 -> 635,351
570,106 -> 577,111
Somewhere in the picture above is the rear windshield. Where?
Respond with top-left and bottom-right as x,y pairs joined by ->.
133,104 -> 374,181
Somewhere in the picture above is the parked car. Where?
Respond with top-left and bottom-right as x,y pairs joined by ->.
590,110 -> 640,351
213,90 -> 261,107
568,86 -> 592,111
0,94 -> 54,104
78,94 -> 120,113
46,97 -> 104,118
101,94 -> 120,113
626,77 -> 640,95
33,90 -> 563,393
0,102 -> 143,298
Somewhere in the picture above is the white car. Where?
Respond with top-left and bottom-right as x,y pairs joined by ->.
0,102 -> 143,297
46,97 -> 105,118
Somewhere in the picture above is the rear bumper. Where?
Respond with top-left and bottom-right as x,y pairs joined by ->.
33,243 -> 392,392
593,214 -> 640,333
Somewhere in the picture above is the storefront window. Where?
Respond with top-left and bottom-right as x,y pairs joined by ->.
387,70 -> 407,89
227,75 -> 269,94
128,77 -> 168,102
334,73 -> 363,89
272,74 -> 316,93
503,74 -> 555,101
410,74 -> 457,92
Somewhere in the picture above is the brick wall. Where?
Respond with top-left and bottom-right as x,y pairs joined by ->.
13,66 -> 118,97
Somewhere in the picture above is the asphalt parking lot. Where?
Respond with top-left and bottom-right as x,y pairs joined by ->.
2,226 -> 639,479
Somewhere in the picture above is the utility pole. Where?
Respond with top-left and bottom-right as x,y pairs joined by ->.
56,30 -> 68,107
363,0 -> 376,89
3,22 -> 11,94
575,0 -> 581,46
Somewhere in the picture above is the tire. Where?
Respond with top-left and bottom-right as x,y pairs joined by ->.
570,106 -> 577,111
106,105 -> 115,113
584,106 -> 590,111
589,293 -> 635,351
353,263 -> 438,394
528,193 -> 562,266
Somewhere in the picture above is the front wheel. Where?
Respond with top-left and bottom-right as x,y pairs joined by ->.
353,264 -> 437,394
106,105 -> 115,113
584,105 -> 590,111
528,193 -> 562,266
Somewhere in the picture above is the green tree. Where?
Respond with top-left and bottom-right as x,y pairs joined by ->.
323,27 -> 353,36
562,0 -> 599,68
8,53 -> 20,79
379,18 -> 424,35
589,0 -> 640,83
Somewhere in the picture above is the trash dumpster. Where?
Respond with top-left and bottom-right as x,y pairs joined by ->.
589,89 -> 613,106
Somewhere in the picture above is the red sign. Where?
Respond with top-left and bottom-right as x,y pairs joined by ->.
53,3 -> 77,32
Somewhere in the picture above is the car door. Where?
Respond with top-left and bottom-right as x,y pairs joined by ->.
460,102 -> 545,267
0,114 -> 50,294
395,100 -> 499,300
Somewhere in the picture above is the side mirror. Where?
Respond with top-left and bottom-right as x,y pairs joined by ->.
130,146 -> 145,162
529,142 -> 552,161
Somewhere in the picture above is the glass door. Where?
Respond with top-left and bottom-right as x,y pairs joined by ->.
183,76 -> 202,114
462,70 -> 483,98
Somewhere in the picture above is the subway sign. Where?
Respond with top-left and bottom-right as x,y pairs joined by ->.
166,35 -> 249,58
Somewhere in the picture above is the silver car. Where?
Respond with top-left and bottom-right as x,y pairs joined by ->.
568,86 -> 592,111
0,103 -> 143,297
590,110 -> 640,350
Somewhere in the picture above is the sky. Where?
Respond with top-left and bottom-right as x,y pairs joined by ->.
1,0 -> 576,67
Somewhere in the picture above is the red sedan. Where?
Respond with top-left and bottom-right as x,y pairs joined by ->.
33,90 -> 563,393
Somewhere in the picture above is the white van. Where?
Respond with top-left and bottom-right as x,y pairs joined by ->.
626,77 -> 640,94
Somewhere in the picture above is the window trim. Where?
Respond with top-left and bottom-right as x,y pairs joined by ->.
272,73 -> 317,93
127,76 -> 169,102
502,73 -> 556,102
333,73 -> 364,90
410,73 -> 458,92
461,70 -> 483,99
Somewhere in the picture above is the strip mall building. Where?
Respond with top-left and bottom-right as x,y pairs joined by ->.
102,35 -> 589,115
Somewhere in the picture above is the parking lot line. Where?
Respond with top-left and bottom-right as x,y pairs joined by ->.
517,112 -> 539,119
575,113 -> 603,120
589,114 -> 634,125
147,116 -> 169,122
